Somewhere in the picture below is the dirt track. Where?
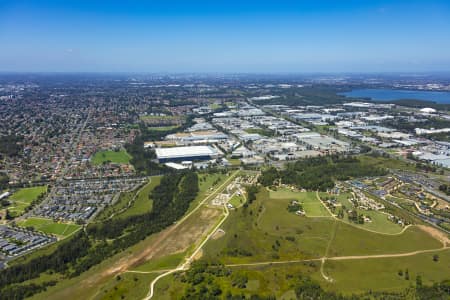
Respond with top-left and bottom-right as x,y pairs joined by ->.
88,207 -> 221,286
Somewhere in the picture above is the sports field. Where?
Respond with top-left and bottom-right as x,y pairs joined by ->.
8,186 -> 47,216
18,217 -> 81,238
91,149 -> 131,165
147,125 -> 179,131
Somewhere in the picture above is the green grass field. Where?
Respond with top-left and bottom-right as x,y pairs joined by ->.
132,251 -> 185,272
117,176 -> 161,218
95,176 -> 161,221
209,103 -> 222,110
8,186 -> 47,216
94,272 -> 159,300
229,194 -> 245,208
203,188 -> 335,263
335,192 -> 353,208
328,222 -> 442,257
91,150 -> 132,165
358,155 -> 416,171
17,217 -> 81,238
203,186 -> 444,264
319,249 -> 450,294
139,115 -> 180,121
270,189 -> 331,217
147,125 -> 179,131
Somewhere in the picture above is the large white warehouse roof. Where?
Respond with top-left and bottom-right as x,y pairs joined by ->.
155,145 -> 218,160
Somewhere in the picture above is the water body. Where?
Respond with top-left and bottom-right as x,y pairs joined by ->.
340,88 -> 450,104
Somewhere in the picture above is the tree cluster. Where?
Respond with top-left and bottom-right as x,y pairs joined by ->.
259,156 -> 387,191
439,184 -> 450,196
0,135 -> 23,157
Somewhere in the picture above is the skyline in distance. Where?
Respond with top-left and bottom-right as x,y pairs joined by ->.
1,0 -> 450,73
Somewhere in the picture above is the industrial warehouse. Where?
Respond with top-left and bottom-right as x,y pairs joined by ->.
155,145 -> 220,162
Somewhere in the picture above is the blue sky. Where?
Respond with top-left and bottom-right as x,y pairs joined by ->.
1,0 -> 449,72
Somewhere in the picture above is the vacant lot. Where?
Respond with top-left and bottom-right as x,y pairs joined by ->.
91,150 -> 131,165
8,186 -> 47,216
18,217 -> 81,238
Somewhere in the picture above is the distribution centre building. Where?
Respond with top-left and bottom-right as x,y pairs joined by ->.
155,145 -> 219,163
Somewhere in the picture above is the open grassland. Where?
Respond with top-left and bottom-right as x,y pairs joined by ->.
157,249 -> 450,298
132,251 -> 186,272
117,176 -> 161,218
95,177 -> 162,221
328,222 -> 442,257
91,150 -> 132,165
319,249 -> 450,294
17,217 -> 81,238
352,209 -> 403,234
229,194 -> 245,208
270,189 -> 331,217
358,155 -> 416,171
7,185 -> 47,216
203,188 -> 334,263
203,187 -> 444,265
95,272 -> 159,300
